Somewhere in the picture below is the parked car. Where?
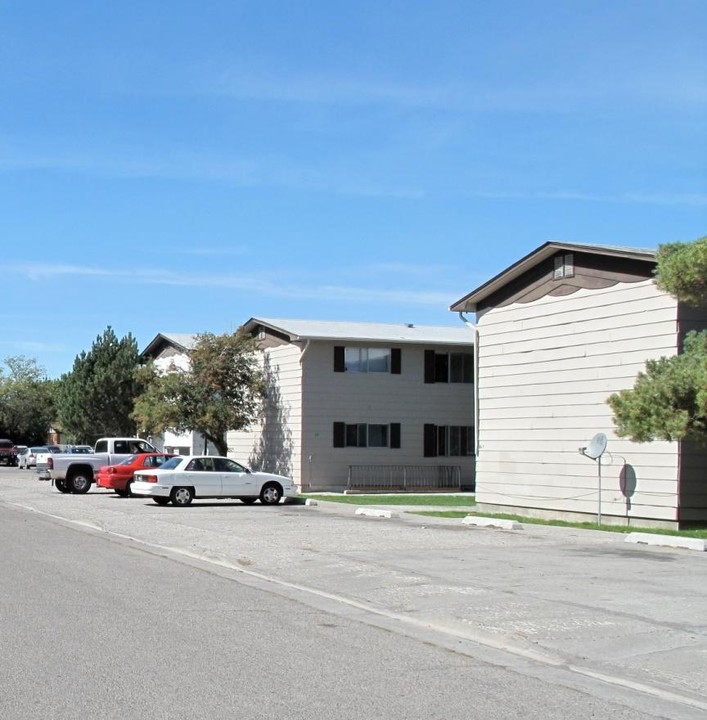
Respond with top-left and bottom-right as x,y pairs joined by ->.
45,437 -> 157,492
0,439 -> 18,466
96,453 -> 175,497
65,445 -> 94,454
18,446 -> 49,469
131,455 -> 298,507
36,445 -> 69,478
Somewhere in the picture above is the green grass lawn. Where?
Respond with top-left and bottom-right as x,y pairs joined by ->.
410,510 -> 707,538
303,493 -> 476,507
304,494 -> 707,539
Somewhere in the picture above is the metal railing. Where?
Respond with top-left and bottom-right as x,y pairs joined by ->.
347,465 -> 462,492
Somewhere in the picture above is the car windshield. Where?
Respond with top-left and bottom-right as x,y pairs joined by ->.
159,456 -> 183,470
31,447 -> 48,453
118,454 -> 139,466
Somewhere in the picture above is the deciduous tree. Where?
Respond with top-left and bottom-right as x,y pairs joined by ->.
0,356 -> 56,444
132,331 -> 264,456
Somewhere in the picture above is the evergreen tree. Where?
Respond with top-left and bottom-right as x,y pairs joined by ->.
56,327 -> 141,443
609,236 -> 707,443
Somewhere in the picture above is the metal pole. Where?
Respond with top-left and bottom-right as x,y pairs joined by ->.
597,456 -> 602,525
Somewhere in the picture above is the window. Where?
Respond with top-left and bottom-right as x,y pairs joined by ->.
333,422 -> 401,449
424,424 -> 473,457
424,351 -> 472,383
553,253 -> 574,279
334,346 -> 401,374
214,457 -> 247,473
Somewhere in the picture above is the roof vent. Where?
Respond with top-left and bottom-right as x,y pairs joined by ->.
406,323 -> 414,328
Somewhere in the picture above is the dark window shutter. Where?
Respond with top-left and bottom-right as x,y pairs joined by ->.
391,348 -> 401,374
333,422 -> 345,448
424,350 -> 435,383
423,424 -> 437,457
390,423 -> 401,449
435,353 -> 449,383
334,346 -> 345,372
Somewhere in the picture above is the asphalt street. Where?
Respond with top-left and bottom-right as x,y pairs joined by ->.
1,468 -> 705,719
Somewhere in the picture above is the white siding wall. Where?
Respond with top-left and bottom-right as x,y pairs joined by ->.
301,341 -> 474,492
476,280 -> 681,523
227,344 -> 303,482
228,339 -> 475,491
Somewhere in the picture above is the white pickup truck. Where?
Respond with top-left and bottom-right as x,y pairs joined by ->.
47,437 -> 157,494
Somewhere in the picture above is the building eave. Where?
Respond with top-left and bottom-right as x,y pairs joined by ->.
450,241 -> 656,313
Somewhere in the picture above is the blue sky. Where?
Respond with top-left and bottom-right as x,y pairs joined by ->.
1,1 -> 705,378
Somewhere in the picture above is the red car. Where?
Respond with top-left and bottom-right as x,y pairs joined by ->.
96,453 -> 175,497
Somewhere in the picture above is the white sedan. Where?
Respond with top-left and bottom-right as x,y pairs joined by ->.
131,455 -> 298,507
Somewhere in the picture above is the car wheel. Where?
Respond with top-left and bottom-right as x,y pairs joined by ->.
170,487 -> 193,506
114,488 -> 129,497
153,497 -> 170,506
259,483 -> 282,505
55,478 -> 71,494
239,497 -> 257,505
68,472 -> 92,494
124,480 -> 133,497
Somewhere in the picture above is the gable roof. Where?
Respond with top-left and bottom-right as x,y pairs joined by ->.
450,241 -> 656,313
243,317 -> 472,345
140,332 -> 198,360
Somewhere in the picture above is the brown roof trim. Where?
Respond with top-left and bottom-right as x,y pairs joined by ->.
449,241 -> 656,313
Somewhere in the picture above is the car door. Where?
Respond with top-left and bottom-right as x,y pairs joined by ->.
184,457 -> 222,497
215,457 -> 252,497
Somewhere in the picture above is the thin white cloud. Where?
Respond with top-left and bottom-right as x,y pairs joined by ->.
9,263 -> 450,306
210,72 -> 449,109
172,246 -> 249,257
0,140 -> 422,199
471,190 -> 707,207
208,68 -> 707,113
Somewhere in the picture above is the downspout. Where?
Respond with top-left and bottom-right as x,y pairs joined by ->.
298,339 -> 311,491
298,338 -> 311,365
457,312 -> 479,457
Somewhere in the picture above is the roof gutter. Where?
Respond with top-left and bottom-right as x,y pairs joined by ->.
458,312 -> 479,457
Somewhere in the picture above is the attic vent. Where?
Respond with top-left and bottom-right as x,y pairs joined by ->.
406,323 -> 415,328
553,253 -> 574,279
257,327 -> 266,341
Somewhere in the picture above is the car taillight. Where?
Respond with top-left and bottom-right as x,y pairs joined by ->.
47,457 -> 53,469
109,467 -> 116,474
144,475 -> 158,483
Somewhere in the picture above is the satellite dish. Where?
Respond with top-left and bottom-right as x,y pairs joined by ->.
581,433 -> 607,460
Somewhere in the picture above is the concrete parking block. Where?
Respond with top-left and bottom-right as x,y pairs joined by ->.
625,532 -> 706,552
355,507 -> 394,519
462,515 -> 523,530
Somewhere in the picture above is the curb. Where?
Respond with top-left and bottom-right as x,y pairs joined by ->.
355,508 -> 395,519
625,533 -> 706,552
462,516 -> 523,530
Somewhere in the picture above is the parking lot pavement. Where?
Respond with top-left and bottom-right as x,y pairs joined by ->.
3,468 -> 707,718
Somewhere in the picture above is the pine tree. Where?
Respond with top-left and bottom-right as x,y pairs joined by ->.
56,327 -> 141,443
609,237 -> 707,443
